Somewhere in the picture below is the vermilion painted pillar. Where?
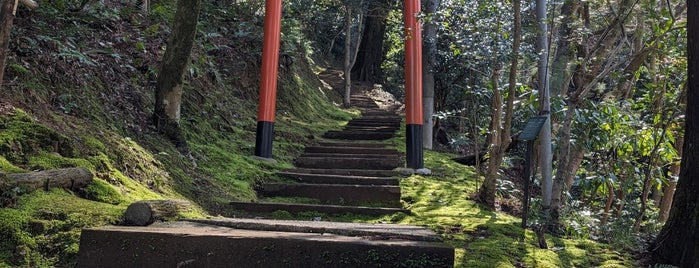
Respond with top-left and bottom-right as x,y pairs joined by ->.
255,0 -> 283,158
405,0 -> 424,169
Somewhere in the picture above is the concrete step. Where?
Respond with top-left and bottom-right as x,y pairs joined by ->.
352,117 -> 401,122
77,221 -> 454,267
295,156 -> 401,170
304,146 -> 400,155
316,141 -> 392,148
278,171 -> 398,185
285,168 -> 400,177
346,121 -> 401,127
227,201 -> 409,216
258,183 -> 402,206
323,131 -> 395,140
300,153 -> 400,159
342,125 -> 400,133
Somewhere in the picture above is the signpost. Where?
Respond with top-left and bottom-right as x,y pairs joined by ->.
519,116 -> 548,227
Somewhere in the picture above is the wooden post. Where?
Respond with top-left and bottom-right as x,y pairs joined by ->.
123,200 -> 193,226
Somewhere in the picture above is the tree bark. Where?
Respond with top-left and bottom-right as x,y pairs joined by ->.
123,200 -> 193,226
660,131 -> 683,222
350,0 -> 391,83
422,0 -> 440,150
0,0 -> 18,90
344,5 -> 352,107
1,167 -> 93,193
153,0 -> 202,150
649,1 -> 699,265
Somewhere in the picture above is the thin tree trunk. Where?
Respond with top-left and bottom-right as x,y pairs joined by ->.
659,134 -> 682,222
344,5 -> 351,107
479,63 -> 502,209
422,0 -> 440,150
0,0 -> 18,89
153,0 -> 202,151
350,3 -> 364,68
502,0 -> 522,155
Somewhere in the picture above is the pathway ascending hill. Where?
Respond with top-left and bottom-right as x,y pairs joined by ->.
75,91 -> 455,267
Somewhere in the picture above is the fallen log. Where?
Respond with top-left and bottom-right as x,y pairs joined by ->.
1,167 -> 93,192
123,200 -> 193,226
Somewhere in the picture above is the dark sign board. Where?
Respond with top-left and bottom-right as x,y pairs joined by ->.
519,116 -> 548,141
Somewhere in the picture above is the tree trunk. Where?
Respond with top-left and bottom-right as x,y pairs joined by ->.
344,5 -> 352,107
123,200 -> 193,226
351,12 -> 363,69
0,0 -> 18,89
549,0 -> 580,97
536,0 -> 553,227
479,64 -> 502,209
1,167 -> 93,193
350,0 -> 391,83
660,132 -> 683,222
649,1 -> 699,264
153,0 -> 202,150
422,0 -> 440,150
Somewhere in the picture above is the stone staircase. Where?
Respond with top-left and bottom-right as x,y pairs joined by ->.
228,94 -> 408,216
76,93 -> 454,267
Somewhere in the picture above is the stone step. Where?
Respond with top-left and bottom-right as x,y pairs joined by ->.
323,131 -> 395,140
227,201 -> 409,216
346,121 -> 401,127
258,183 -> 401,206
316,141 -> 392,148
304,146 -> 400,155
295,156 -> 401,170
77,221 -> 454,267
341,126 -> 399,131
278,171 -> 398,185
285,168 -> 400,177
353,117 -> 401,122
300,153 -> 400,159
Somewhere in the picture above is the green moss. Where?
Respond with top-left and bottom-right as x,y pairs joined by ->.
83,178 -> 125,205
27,151 -> 94,170
0,109 -> 76,164
0,156 -> 26,173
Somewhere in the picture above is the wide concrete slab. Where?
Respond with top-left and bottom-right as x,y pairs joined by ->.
285,168 -> 400,177
295,156 -> 401,170
304,146 -> 400,155
278,171 -> 398,185
323,131 -> 395,140
186,218 -> 440,242
300,153 -> 401,159
76,222 -> 454,268
259,183 -> 401,206
316,142 -> 393,148
227,201 -> 410,216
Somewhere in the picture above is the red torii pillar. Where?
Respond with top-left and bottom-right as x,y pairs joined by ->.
255,0 -> 283,159
405,0 -> 424,169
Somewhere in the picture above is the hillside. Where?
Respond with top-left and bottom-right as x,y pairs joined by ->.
0,1 -> 635,267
